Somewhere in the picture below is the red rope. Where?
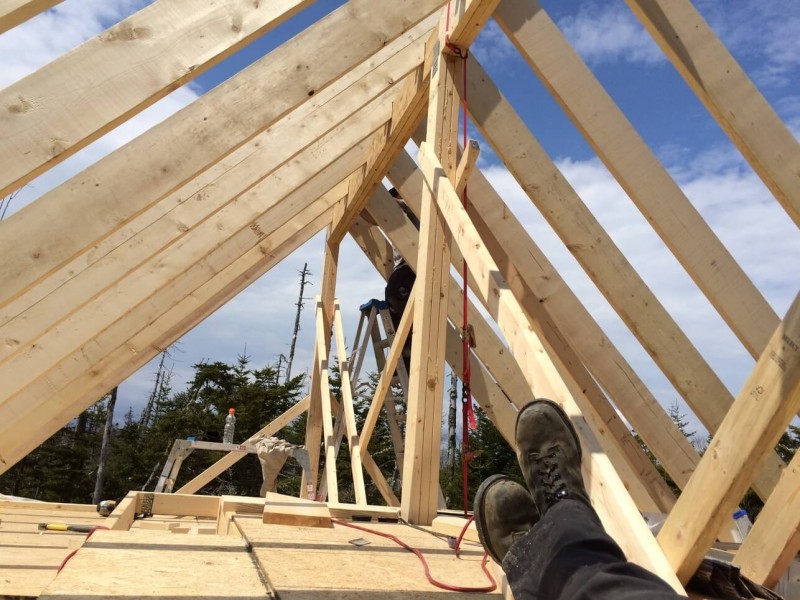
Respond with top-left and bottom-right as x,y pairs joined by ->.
332,519 -> 496,593
57,526 -> 110,573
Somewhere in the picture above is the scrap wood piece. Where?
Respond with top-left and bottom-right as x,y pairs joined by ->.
264,492 -> 332,528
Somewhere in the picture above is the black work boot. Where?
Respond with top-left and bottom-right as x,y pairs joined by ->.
515,399 -> 591,516
474,474 -> 539,564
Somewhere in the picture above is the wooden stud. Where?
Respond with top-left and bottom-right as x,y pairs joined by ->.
314,295 -> 339,503
332,300 -> 368,505
443,0 -> 504,52
106,491 -> 138,531
176,396 -> 310,494
137,493 -> 220,518
658,292 -> 800,583
0,0 -> 316,197
0,0 -> 443,308
626,0 -> 800,228
735,450 -> 800,587
400,13 -> 460,526
263,492 -> 332,528
494,0 -> 778,359
418,142 -> 683,591
460,52 -> 785,500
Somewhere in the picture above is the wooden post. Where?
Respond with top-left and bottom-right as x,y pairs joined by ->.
658,292 -> 800,583
400,15 -> 459,526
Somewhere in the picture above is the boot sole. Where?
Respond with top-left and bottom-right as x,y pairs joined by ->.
515,398 -> 582,461
474,473 -> 510,564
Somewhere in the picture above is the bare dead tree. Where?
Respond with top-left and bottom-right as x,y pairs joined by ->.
285,263 -> 312,383
92,386 -> 118,504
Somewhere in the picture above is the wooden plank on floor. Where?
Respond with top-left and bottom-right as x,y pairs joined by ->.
237,515 -> 500,598
38,529 -> 267,599
263,492 -> 332,528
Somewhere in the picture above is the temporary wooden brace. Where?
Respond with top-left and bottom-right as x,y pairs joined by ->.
176,396 -> 311,494
0,0 -> 444,307
0,0 -> 62,34
418,142 -> 683,591
387,150 -> 675,513
0,0 -> 316,197
314,293 -> 340,504
494,0 -> 778,359
735,449 -> 800,587
626,0 -> 800,228
462,51 -> 785,499
400,13 -> 459,526
658,292 -> 800,583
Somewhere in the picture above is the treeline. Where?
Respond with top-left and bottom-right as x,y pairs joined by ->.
1,358 -> 797,523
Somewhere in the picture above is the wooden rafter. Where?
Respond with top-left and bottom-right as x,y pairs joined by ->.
0,0 -> 318,197
494,0 -> 779,358
0,0 -> 62,35
0,0 -> 444,308
462,50 -> 785,500
658,292 -> 800,583
418,143 -> 683,591
626,0 -> 800,228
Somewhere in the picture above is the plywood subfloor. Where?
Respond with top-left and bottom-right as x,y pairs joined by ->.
235,515 -> 501,599
0,502 -> 106,597
38,529 -> 270,599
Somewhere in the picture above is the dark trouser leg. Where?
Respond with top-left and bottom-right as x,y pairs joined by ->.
502,500 -> 684,600
384,265 -> 415,372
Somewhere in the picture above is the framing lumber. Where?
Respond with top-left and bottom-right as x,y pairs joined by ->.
333,300 -> 368,504
356,194 -> 518,445
0,179 -> 345,472
0,0 -> 316,197
264,492 -> 332,528
316,296 -> 341,504
0,0 -> 445,308
461,52 -> 785,499
176,395 -> 311,494
494,0 -> 778,358
400,13 -> 460,526
626,0 -> 800,228
106,491 -> 138,531
418,143 -> 683,591
735,449 -> 800,587
389,150 -> 677,512
0,94 -> 389,440
0,0 -> 62,34
0,38 -> 424,370
443,0 -> 503,52
658,292 -> 800,583
328,25 -> 441,244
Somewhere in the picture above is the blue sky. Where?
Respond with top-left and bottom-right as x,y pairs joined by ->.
1,0 -> 798,442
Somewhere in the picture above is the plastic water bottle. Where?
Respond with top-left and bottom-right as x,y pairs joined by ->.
223,408 -> 236,444
732,509 -> 752,541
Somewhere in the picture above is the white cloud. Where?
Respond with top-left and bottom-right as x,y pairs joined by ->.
556,3 -> 664,67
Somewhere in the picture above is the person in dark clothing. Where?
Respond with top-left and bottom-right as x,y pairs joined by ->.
474,399 -> 684,600
384,188 -> 419,373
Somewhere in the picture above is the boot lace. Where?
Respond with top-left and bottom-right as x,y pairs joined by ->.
532,447 -> 569,507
